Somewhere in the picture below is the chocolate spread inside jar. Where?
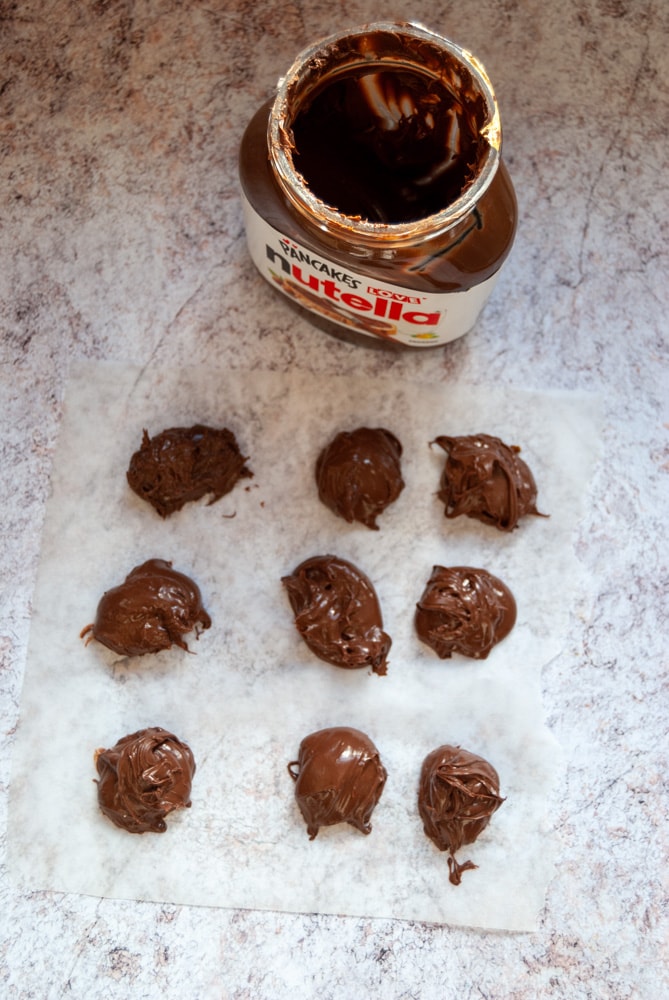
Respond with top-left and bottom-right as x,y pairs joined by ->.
239,21 -> 517,348
291,69 -> 485,225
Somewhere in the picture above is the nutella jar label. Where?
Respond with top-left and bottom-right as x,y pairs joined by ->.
242,196 -> 499,347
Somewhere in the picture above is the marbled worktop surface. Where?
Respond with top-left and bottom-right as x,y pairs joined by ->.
1,1 -> 667,998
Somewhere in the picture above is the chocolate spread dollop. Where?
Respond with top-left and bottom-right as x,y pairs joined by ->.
95,726 -> 196,834
80,558 -> 211,656
315,426 -> 404,529
415,565 -> 516,659
282,555 -> 391,675
127,424 -> 252,518
418,744 -> 504,885
288,726 -> 387,838
433,433 -> 545,531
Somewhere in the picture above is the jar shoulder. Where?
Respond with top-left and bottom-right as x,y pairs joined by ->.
239,102 -> 517,293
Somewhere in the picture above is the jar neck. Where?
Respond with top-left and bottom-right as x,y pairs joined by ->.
269,21 -> 501,250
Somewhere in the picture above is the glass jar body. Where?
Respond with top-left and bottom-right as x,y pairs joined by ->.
239,25 -> 518,349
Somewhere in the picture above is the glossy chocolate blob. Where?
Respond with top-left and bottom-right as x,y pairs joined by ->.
127,424 -> 252,518
291,69 -> 485,224
95,726 -> 196,834
315,426 -> 404,529
433,433 -> 545,531
288,726 -> 387,838
415,565 -> 516,659
418,744 -> 504,885
81,558 -> 211,656
282,555 -> 391,675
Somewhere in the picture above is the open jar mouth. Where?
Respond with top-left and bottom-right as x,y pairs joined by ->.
269,21 -> 502,248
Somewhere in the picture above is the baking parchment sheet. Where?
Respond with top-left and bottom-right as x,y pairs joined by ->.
8,361 -> 602,930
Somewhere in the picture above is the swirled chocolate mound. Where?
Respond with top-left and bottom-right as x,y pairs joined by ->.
80,558 -> 211,656
315,427 -> 404,529
95,726 -> 196,834
127,424 -> 252,518
433,433 -> 545,531
415,565 -> 516,659
282,554 -> 391,675
418,744 -> 505,885
288,726 -> 387,839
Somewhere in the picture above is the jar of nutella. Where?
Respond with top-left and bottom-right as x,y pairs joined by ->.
239,21 -> 517,348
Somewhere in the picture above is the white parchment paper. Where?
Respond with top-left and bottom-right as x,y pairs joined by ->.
8,361 -> 602,929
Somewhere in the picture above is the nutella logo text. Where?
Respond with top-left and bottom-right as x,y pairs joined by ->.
266,245 -> 440,327
242,192 -> 502,346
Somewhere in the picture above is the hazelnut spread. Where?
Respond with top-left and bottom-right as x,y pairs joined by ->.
415,566 -> 516,659
288,726 -> 387,838
127,424 -> 252,518
433,433 -> 545,531
95,727 -> 195,833
239,22 -> 517,348
291,69 -> 484,225
282,554 -> 391,675
80,558 -> 211,656
315,426 -> 404,529
418,744 -> 504,885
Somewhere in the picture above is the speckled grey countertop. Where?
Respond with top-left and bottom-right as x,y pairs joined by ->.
1,2 -> 667,998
